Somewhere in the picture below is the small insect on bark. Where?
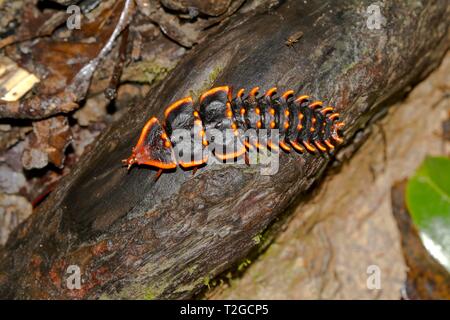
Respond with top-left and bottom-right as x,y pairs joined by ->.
285,31 -> 304,48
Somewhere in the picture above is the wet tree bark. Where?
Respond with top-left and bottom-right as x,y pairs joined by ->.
0,0 -> 448,299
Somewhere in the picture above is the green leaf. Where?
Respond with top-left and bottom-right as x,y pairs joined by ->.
406,156 -> 450,270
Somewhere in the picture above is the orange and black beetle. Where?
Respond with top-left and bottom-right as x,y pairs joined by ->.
123,86 -> 344,176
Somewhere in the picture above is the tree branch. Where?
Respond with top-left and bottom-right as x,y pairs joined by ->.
0,0 -> 448,299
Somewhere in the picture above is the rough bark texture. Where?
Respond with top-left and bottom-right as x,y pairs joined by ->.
208,54 -> 450,299
0,0 -> 449,299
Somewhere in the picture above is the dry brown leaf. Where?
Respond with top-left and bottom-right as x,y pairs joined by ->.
21,116 -> 72,169
0,0 -> 135,119
0,0 -> 68,49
